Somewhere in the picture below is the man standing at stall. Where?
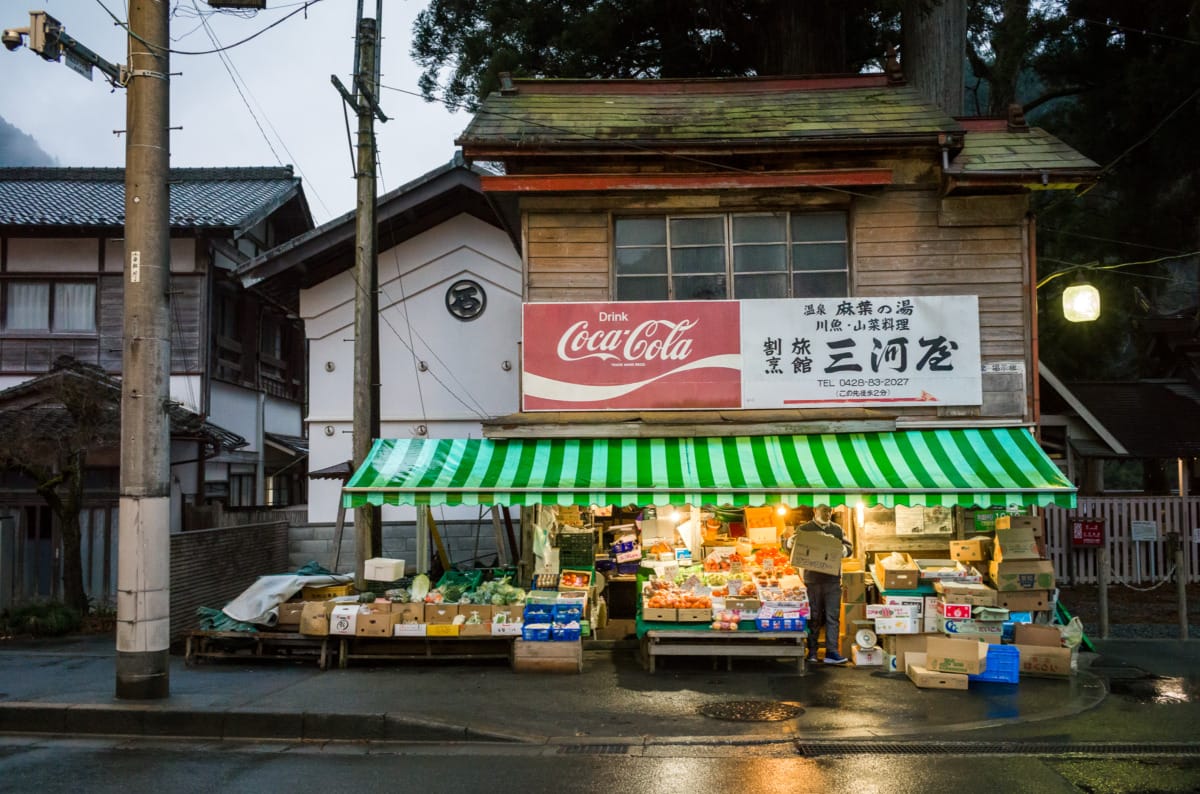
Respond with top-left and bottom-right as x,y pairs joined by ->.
782,505 -> 853,665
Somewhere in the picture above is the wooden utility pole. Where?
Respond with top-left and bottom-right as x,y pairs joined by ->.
116,0 -> 171,699
333,4 -> 386,586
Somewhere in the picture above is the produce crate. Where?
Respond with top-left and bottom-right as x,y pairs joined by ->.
968,644 -> 1020,684
436,570 -> 484,591
552,625 -> 581,641
300,583 -> 355,600
558,529 -> 597,568
755,616 -> 807,632
522,624 -> 552,641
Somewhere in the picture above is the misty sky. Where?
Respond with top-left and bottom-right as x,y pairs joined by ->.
0,1 -> 466,223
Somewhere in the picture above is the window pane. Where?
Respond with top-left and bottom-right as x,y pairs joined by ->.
672,246 -> 724,274
733,214 -> 786,243
670,217 -> 724,246
733,244 -> 786,273
791,212 -> 847,242
674,274 -> 726,300
615,217 -> 666,246
54,283 -> 96,332
734,273 -> 788,299
617,276 -> 668,301
793,271 -> 848,298
616,247 -> 667,275
792,243 -> 848,271
6,282 -> 49,330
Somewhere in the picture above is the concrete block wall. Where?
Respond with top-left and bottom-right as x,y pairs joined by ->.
170,521 -> 289,643
288,521 -> 510,575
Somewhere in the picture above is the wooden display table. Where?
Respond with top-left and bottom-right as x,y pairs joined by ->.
641,630 -> 808,674
184,630 -> 335,670
337,635 -> 515,669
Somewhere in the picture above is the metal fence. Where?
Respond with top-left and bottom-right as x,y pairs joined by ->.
1043,496 -> 1200,585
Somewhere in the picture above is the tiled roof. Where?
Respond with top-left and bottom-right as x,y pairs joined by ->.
0,166 -> 301,229
1065,381 -> 1200,458
947,123 -> 1099,175
458,75 -> 963,149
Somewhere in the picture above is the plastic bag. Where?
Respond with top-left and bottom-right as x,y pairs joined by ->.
1060,616 -> 1084,650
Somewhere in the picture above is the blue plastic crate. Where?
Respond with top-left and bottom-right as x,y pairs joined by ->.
523,604 -> 554,623
616,561 -> 641,575
551,624 -> 581,641
553,603 -> 584,622
969,644 -> 1020,684
522,624 -> 551,641
755,616 -> 807,632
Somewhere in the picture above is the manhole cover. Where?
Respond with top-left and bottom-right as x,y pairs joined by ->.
699,700 -> 804,721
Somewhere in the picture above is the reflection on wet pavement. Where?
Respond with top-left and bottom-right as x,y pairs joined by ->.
1108,675 -> 1200,704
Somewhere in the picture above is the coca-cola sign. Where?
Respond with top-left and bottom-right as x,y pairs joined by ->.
522,302 -> 742,410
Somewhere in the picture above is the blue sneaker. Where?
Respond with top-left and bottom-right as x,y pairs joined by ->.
823,651 -> 849,665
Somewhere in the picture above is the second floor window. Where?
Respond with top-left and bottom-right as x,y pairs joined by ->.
614,212 -> 848,301
3,280 -> 96,332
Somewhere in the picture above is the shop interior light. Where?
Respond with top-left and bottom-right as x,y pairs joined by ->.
669,510 -> 681,523
856,500 -> 866,527
1062,275 -> 1100,322
775,505 -> 788,516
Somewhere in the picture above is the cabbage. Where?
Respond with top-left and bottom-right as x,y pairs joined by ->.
410,574 -> 430,602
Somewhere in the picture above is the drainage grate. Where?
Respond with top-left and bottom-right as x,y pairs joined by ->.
796,741 -> 1200,757
699,700 -> 804,721
557,744 -> 633,755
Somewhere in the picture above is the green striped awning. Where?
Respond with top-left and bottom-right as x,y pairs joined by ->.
342,428 -> 1075,509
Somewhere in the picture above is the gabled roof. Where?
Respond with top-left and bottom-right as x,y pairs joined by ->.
458,74 -> 962,153
237,156 -> 511,310
0,357 -> 246,455
0,166 -> 311,234
1042,366 -> 1200,459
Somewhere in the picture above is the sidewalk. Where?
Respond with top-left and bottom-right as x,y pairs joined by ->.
7,633 -> 1194,747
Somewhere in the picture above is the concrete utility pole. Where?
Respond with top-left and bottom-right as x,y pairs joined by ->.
116,0 -> 172,699
333,4 -> 387,587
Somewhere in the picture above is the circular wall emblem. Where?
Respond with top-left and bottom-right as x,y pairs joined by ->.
445,279 -> 486,321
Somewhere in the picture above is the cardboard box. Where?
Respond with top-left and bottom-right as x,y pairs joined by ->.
277,601 -> 305,628
882,634 -> 931,672
866,603 -> 919,619
329,604 -> 361,636
990,559 -> 1055,591
677,608 -> 712,623
1013,623 -> 1063,647
841,601 -> 868,624
841,571 -> 867,604
363,557 -> 405,581
425,604 -> 460,624
1015,644 -> 1073,677
852,644 -> 884,666
426,623 -> 461,637
356,612 -> 396,637
391,603 -> 426,625
874,616 -> 922,634
882,594 -> 925,614
393,622 -> 427,637
993,527 -> 1041,562
459,623 -> 491,636
925,635 -> 989,675
996,589 -> 1049,612
725,597 -> 762,612
923,596 -> 940,633
936,600 -> 972,620
906,653 -> 969,690
299,601 -> 333,636
873,556 -> 919,591
949,538 -> 989,562
937,616 -> 1005,638
642,607 -> 678,621
789,530 -> 845,576
914,558 -> 967,581
934,581 -> 998,607
1010,515 -> 1045,539
459,605 -> 494,624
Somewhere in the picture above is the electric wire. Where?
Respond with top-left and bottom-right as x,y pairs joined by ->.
94,0 -> 325,56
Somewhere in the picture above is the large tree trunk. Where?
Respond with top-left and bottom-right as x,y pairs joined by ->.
902,0 -> 967,115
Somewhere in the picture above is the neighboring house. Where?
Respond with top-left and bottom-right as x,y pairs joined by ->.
238,157 -> 522,566
340,72 -> 1101,568
0,166 -> 314,601
1040,365 -> 1200,495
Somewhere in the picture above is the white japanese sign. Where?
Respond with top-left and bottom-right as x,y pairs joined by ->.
741,296 -> 982,409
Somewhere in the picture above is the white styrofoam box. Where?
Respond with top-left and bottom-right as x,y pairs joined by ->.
873,616 -> 922,634
852,644 -> 885,666
364,557 -> 405,581
882,594 -> 925,614
330,604 -> 361,636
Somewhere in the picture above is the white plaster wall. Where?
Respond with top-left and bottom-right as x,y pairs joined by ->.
209,381 -> 261,452
265,394 -> 302,436
169,375 -> 203,414
300,213 -> 522,524
6,238 -> 97,272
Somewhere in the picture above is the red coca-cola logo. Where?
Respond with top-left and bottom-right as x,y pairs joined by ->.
523,301 -> 742,411
556,318 -> 697,363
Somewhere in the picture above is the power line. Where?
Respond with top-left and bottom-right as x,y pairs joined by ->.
94,0 -> 325,56
1075,16 -> 1200,47
1037,250 -> 1200,289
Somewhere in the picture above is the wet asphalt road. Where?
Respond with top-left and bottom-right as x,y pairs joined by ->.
1,736 -> 1199,793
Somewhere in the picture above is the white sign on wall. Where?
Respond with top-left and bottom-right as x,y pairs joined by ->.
1130,520 -> 1158,542
741,296 -> 982,409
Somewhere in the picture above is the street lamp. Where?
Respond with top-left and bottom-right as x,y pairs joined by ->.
1062,276 -> 1101,323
